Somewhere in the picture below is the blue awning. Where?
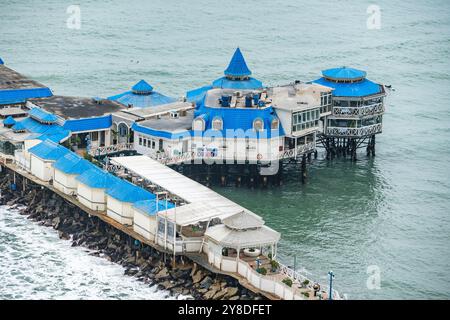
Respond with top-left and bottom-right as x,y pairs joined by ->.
62,115 -> 112,132
0,87 -> 53,105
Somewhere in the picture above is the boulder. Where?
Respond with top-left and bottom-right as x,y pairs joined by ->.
192,270 -> 205,284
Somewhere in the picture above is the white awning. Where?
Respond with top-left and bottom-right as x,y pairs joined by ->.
111,155 -> 260,226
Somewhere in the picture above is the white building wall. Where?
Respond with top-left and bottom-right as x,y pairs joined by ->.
133,209 -> 156,240
30,155 -> 54,181
106,196 -> 133,225
53,169 -> 78,195
77,183 -> 106,211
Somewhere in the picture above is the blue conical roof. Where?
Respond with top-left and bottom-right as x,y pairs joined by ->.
322,67 -> 366,81
132,80 -> 154,94
3,116 -> 16,126
224,48 -> 252,77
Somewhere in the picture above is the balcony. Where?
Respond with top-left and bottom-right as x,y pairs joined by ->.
326,123 -> 382,137
332,102 -> 384,118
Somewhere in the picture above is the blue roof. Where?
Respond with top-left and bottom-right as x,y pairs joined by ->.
194,102 -> 285,138
322,67 -> 366,81
12,122 -> 26,132
186,85 -> 214,103
76,166 -> 117,189
133,199 -> 175,216
28,139 -> 70,161
13,117 -> 71,143
0,87 -> 53,105
132,122 -> 191,140
106,178 -> 155,203
28,107 -> 58,123
63,115 -> 112,132
224,48 -> 252,77
108,90 -> 176,108
212,76 -> 263,90
132,80 -> 153,93
53,152 -> 92,175
3,116 -> 16,126
0,57 -> 3,65
313,77 -> 382,97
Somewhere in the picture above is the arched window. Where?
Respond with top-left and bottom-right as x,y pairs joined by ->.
212,117 -> 223,130
253,118 -> 264,131
193,117 -> 205,131
271,118 -> 279,130
118,123 -> 128,137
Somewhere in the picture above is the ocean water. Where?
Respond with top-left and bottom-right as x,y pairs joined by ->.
1,0 -> 450,299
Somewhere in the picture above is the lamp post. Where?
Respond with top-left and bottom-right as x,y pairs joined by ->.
328,270 -> 334,300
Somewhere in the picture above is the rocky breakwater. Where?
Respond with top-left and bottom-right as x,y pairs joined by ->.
0,169 -> 263,300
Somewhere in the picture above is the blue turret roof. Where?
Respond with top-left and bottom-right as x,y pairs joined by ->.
3,116 -> 16,126
322,67 -> 366,81
224,48 -> 252,77
132,80 -> 154,94
108,80 -> 176,108
133,199 -> 175,216
313,67 -> 383,97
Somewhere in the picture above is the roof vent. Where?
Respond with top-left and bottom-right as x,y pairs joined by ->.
170,111 -> 179,119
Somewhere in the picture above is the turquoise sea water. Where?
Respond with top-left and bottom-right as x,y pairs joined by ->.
1,0 -> 450,299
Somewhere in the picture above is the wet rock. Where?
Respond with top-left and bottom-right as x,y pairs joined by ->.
192,270 -> 205,284
58,231 -> 71,240
155,267 -> 170,280
199,276 -> 213,290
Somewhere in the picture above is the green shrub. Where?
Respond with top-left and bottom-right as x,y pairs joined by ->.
302,279 -> 310,286
282,277 -> 293,287
270,260 -> 280,271
302,292 -> 310,298
257,267 -> 267,275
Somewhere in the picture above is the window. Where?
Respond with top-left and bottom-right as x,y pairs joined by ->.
91,131 -> 98,141
152,140 -> 156,149
212,117 -> 223,130
271,118 -> 279,130
292,109 -> 320,132
143,138 -> 147,147
193,118 -> 205,131
139,137 -> 142,145
253,118 -> 264,131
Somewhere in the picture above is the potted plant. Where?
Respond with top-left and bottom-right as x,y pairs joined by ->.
282,277 -> 293,287
256,267 -> 267,275
270,259 -> 280,272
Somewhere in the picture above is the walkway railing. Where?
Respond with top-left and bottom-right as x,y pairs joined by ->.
332,102 -> 384,118
326,123 -> 382,137
89,143 -> 134,157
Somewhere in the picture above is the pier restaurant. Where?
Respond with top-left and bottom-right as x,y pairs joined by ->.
133,199 -> 175,241
108,79 -> 176,108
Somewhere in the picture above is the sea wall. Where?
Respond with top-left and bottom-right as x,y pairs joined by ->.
0,168 -> 263,300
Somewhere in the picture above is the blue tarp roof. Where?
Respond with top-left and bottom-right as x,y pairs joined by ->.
28,107 -> 58,123
53,152 -> 92,175
0,87 -> 53,105
106,178 -> 155,203
322,67 -> 366,81
28,139 -> 70,161
62,115 -> 112,132
313,77 -> 382,97
13,117 -> 71,143
224,48 -> 252,77
133,199 -> 175,216
3,116 -> 16,126
132,80 -> 153,93
76,166 -> 117,189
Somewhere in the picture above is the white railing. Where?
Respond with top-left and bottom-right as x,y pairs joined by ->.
332,102 -> 384,118
278,142 -> 316,160
326,123 -> 382,137
89,143 -> 134,156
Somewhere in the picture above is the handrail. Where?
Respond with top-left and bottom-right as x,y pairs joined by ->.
89,143 -> 134,156
332,102 -> 384,118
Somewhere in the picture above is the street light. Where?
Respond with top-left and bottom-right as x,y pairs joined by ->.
328,270 -> 335,300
